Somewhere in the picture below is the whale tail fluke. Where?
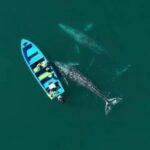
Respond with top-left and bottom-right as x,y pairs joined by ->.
105,97 -> 122,115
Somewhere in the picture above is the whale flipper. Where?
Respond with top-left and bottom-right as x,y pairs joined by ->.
84,23 -> 93,32
112,64 -> 131,82
74,45 -> 80,54
87,56 -> 96,72
63,77 -> 69,86
67,62 -> 80,66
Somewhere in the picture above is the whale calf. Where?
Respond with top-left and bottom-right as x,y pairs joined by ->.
54,61 -> 122,115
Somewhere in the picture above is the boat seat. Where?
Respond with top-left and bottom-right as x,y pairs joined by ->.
27,47 -> 37,57
28,52 -> 38,60
30,53 -> 43,65
38,72 -> 52,81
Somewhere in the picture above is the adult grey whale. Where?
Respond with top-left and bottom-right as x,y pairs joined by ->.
58,23 -> 130,81
54,61 -> 122,115
58,23 -> 107,56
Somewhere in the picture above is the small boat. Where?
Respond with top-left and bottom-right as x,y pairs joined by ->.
21,39 -> 65,103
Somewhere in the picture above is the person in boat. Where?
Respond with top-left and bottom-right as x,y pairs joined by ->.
37,61 -> 47,70
33,61 -> 47,73
48,82 -> 57,99
46,67 -> 57,79
57,95 -> 64,103
49,82 -> 58,91
48,82 -> 64,103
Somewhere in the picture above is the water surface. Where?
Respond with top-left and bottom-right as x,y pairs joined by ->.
0,0 -> 150,150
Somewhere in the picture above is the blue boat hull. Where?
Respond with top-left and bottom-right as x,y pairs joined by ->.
21,39 -> 65,100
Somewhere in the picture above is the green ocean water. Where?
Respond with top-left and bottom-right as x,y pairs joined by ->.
0,0 -> 150,149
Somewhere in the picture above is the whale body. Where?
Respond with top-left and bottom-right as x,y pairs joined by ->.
55,61 -> 122,115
